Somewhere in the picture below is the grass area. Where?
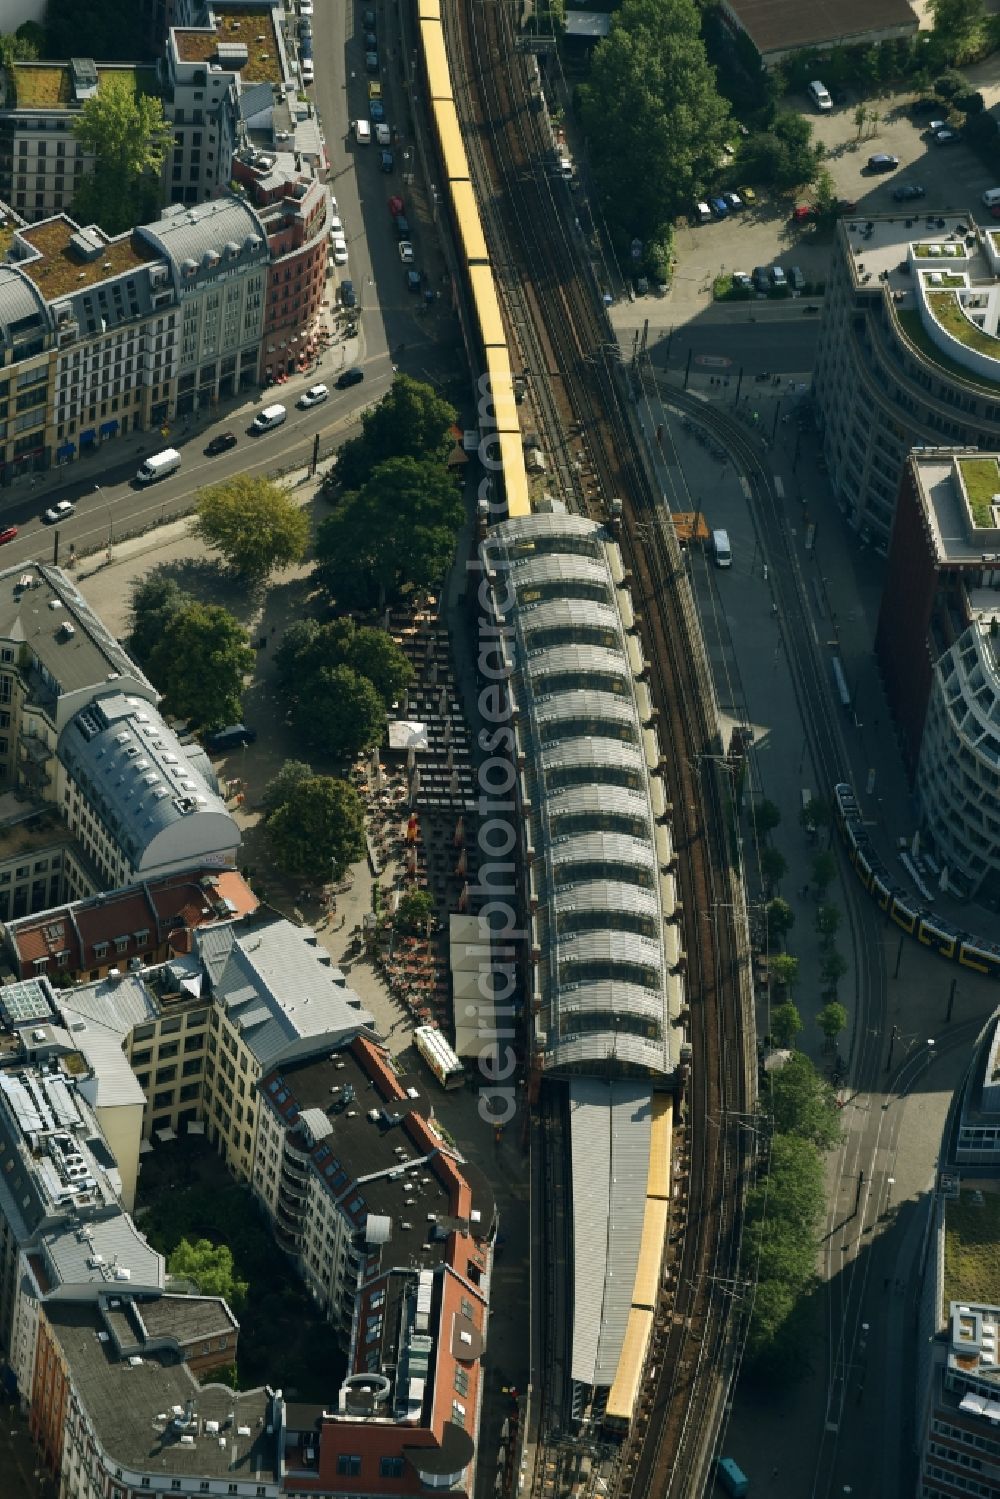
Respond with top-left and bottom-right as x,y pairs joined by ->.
895,305 -> 1000,396
927,291 -> 1000,361
138,1142 -> 346,1400
958,457 -> 1000,528
926,273 -> 967,288
914,242 -> 965,260
174,9 -> 284,85
13,63 -> 158,110
943,1189 -> 1000,1315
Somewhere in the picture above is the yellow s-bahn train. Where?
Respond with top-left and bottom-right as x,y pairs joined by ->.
833,783 -> 1000,978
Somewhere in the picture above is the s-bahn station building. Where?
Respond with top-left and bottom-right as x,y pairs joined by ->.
480,512 -> 687,1428
814,216 -> 1000,551
876,449 -> 1000,904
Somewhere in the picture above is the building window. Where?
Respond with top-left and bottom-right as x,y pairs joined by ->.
380,1457 -> 404,1478
337,1456 -> 362,1476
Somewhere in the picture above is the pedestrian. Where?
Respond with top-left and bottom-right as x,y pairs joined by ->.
803,883 -> 810,898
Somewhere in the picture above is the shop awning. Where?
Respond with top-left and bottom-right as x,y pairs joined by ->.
56,443 -> 75,460
100,419 -> 118,436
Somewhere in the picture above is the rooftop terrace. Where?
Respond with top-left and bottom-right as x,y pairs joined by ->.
174,7 -> 284,86
11,63 -> 159,112
14,218 -> 155,299
958,457 -> 1000,528
943,1188 -> 1000,1317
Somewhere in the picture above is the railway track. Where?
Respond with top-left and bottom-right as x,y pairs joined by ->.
440,2 -> 753,1491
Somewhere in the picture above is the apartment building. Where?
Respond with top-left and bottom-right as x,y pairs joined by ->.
814,217 -> 1000,549
0,60 -> 164,224
231,146 -> 330,377
2,866 -> 257,982
875,450 -> 1000,901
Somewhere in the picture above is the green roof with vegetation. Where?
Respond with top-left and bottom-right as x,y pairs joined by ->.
943,1189 -> 1000,1318
914,243 -> 965,259
927,291 -> 1000,361
12,63 -> 159,111
958,458 -> 1000,528
894,306 -> 1000,396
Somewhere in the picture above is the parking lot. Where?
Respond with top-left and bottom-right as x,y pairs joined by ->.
665,85 -> 1000,327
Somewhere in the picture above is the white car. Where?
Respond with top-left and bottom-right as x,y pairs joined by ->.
301,58 -> 314,84
398,240 -> 414,263
300,0 -> 314,12
807,79 -> 832,111
329,216 -> 343,237
42,500 -> 75,524
375,123 -> 391,146
331,234 -> 348,264
298,384 -> 329,408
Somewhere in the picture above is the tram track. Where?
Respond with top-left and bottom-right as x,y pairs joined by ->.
442,3 -> 753,1492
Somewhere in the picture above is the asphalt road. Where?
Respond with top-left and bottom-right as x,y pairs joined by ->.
651,310 -> 821,378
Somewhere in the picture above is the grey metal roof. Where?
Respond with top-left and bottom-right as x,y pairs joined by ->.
196,913 -> 373,1071
58,693 -> 238,875
59,973 -> 158,1110
137,196 -> 269,289
568,1079 -> 652,1388
43,1212 -> 163,1292
0,265 -> 50,347
483,513 -> 683,1080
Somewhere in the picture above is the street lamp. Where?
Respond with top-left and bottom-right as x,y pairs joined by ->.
95,482 -> 112,550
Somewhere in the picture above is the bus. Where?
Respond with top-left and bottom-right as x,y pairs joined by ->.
716,1457 -> 749,1497
414,1025 -> 465,1090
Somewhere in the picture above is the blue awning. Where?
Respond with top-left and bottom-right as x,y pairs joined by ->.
80,429 -> 96,444
100,419 -> 118,436
56,443 -> 75,459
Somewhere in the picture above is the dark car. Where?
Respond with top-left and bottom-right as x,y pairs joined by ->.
340,279 -> 356,308
892,183 -> 926,201
205,431 -> 238,456
752,265 -> 770,292
709,196 -> 729,218
300,36 -> 313,58
370,100 -> 385,122
205,723 -> 257,753
932,127 -> 960,145
379,149 -> 394,173
867,152 -> 899,172
336,367 -> 365,389
298,17 -> 312,36
394,213 -> 410,238
364,30 -> 377,47
362,8 -> 376,25
365,50 -> 379,73
406,268 -> 422,292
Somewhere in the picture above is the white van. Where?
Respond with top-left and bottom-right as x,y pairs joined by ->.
982,188 -> 1000,209
807,80 -> 832,111
251,404 -> 287,434
136,448 -> 181,484
354,119 -> 371,145
712,528 -> 732,568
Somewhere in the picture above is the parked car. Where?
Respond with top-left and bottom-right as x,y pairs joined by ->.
375,123 -> 391,146
363,30 -> 377,48
709,196 -> 729,218
867,153 -> 899,172
298,18 -> 312,38
336,367 -> 365,389
0,526 -> 17,545
300,0 -> 314,12
791,203 -> 815,223
807,79 -> 832,111
205,431 -> 238,456
370,100 -> 386,123
368,80 -> 381,101
43,500 -> 75,523
789,266 -> 805,290
331,234 -> 348,264
299,35 -> 313,58
205,724 -> 257,753
892,183 -> 926,201
406,269 -> 422,293
394,214 -> 410,238
365,51 -> 379,73
362,6 -> 376,24
933,127 -> 960,145
737,184 -> 757,205
732,271 -> 752,291
298,383 -> 329,408
380,149 -> 394,173
340,279 -> 356,308
398,240 -> 415,263
300,59 -> 314,84
752,265 -> 770,292
388,194 -> 405,217
722,191 -> 742,212
329,216 -> 344,237
693,201 -> 712,225
770,265 -> 787,288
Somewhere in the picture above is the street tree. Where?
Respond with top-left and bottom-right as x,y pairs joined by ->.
811,849 -> 836,896
127,569 -> 192,669
765,897 -> 795,944
275,618 -> 413,715
767,1051 -> 843,1150
396,889 -> 436,934
817,1001 -> 848,1045
812,167 -> 837,220
72,75 -> 171,234
168,1238 -> 248,1307
266,774 -> 365,882
814,902 -> 841,943
820,947 -> 849,992
801,795 -> 831,832
769,952 -> 800,992
45,0 -> 147,58
578,0 -> 730,237
315,457 -> 464,610
853,103 -> 867,139
329,375 -> 458,493
760,845 -> 787,890
290,664 -> 386,761
929,0 -> 987,62
262,760 -> 314,815
754,798 -> 782,836
0,31 -> 39,69
147,603 -> 254,728
770,1000 -> 803,1048
738,113 -> 823,190
742,1132 -> 824,1377
195,477 -> 309,582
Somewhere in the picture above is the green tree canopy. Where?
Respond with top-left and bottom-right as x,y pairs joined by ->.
770,1000 -> 802,1048
330,375 -> 458,492
168,1238 -> 248,1307
815,902 -> 841,942
126,569 -> 193,669
296,665 -> 386,760
768,1052 -> 842,1150
811,849 -> 836,895
0,30 -> 39,69
266,774 -> 365,882
817,1001 -> 848,1044
147,603 -> 254,728
742,1133 -> 824,1377
929,0 -> 987,62
820,947 -> 849,990
760,845 -> 787,889
275,618 -> 413,714
262,759 -> 314,814
72,75 -> 171,233
315,457 -> 464,610
739,112 -> 824,190
765,897 -> 795,943
45,0 -> 147,58
195,477 -> 310,582
754,798 -> 782,835
395,888 -> 436,934
769,952 -> 800,992
578,0 -> 730,237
